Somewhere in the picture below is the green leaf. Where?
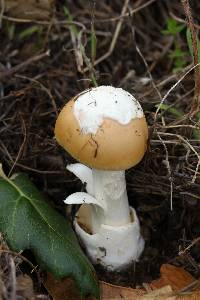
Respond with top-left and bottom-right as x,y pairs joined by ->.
0,167 -> 99,299
155,103 -> 184,117
186,28 -> 200,63
63,6 -> 78,37
90,25 -> 97,64
169,48 -> 187,59
162,19 -> 185,36
19,25 -> 42,40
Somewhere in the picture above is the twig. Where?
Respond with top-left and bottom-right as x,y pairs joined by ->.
128,9 -> 162,101
0,50 -> 50,81
156,132 -> 173,210
16,74 -> 58,116
170,11 -> 200,30
179,237 -> 200,256
2,0 -> 157,25
2,15 -> 86,28
0,0 -> 5,28
83,0 -> 130,72
181,0 -> 200,116
157,132 -> 200,183
155,63 -> 200,120
9,258 -> 16,300
8,117 -> 27,177
100,0 -> 157,22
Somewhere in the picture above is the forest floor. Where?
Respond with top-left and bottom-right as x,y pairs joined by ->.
0,0 -> 200,299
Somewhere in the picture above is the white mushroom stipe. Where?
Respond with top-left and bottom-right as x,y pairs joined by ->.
74,86 -> 143,134
55,86 -> 148,270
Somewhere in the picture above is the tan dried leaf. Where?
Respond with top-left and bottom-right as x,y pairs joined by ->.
178,291 -> 200,299
150,264 -> 195,291
2,0 -> 53,20
44,274 -> 145,300
44,264 -> 200,300
16,274 -> 35,300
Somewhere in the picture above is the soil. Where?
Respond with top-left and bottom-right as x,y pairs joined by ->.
0,0 -> 200,298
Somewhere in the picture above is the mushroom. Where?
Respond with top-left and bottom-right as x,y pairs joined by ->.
55,86 -> 148,270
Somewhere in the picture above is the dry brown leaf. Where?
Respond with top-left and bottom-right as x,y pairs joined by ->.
44,264 -> 200,300
2,0 -> 53,20
139,285 -> 176,300
44,274 -> 145,300
150,264 -> 195,291
178,291 -> 200,299
16,274 -> 35,300
44,274 -> 83,300
100,281 -> 145,300
0,270 -> 4,300
44,276 -> 176,300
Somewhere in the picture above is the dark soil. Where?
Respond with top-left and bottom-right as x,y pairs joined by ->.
0,0 -> 200,298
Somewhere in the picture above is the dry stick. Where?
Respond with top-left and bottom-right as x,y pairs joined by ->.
83,0 -> 130,73
170,12 -> 200,30
181,0 -> 200,116
155,63 -> 200,120
0,50 -> 50,81
179,237 -> 200,256
16,74 -> 58,116
9,258 -> 16,300
157,133 -> 173,210
0,0 -> 5,28
100,0 -> 157,23
1,0 -> 157,25
0,141 -> 62,174
8,117 -> 27,177
127,7 -> 174,210
2,15 -> 86,28
157,131 -> 200,183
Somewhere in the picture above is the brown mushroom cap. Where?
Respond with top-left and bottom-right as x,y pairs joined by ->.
55,98 -> 148,171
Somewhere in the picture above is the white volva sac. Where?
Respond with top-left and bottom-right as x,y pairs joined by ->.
55,86 -> 148,271
65,165 -> 144,270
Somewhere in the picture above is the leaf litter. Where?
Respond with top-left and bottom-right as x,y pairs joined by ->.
0,0 -> 200,299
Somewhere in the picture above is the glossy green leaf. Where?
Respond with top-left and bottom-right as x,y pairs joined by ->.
0,166 -> 99,299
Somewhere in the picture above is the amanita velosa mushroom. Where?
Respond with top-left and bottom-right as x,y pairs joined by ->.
55,86 -> 148,270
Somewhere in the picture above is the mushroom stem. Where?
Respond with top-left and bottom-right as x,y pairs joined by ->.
91,169 -> 131,233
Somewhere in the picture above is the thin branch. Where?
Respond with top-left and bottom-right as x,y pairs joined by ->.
100,0 -> 157,23
0,0 -> 5,28
181,0 -> 200,116
0,50 -> 50,81
83,0 -> 130,72
155,63 -> 200,120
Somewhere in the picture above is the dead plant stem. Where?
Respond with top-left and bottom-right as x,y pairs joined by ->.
181,0 -> 200,116
83,0 -> 130,72
0,50 -> 50,81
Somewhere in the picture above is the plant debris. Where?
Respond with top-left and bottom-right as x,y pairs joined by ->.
0,0 -> 200,298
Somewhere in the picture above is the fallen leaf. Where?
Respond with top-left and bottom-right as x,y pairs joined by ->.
100,281 -> 145,300
178,291 -> 200,299
0,271 -> 5,300
0,168 -> 99,298
139,285 -> 175,300
44,274 -> 83,300
44,274 -> 145,300
150,264 -> 195,291
16,274 -> 35,300
2,0 -> 53,20
44,266 -> 200,300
